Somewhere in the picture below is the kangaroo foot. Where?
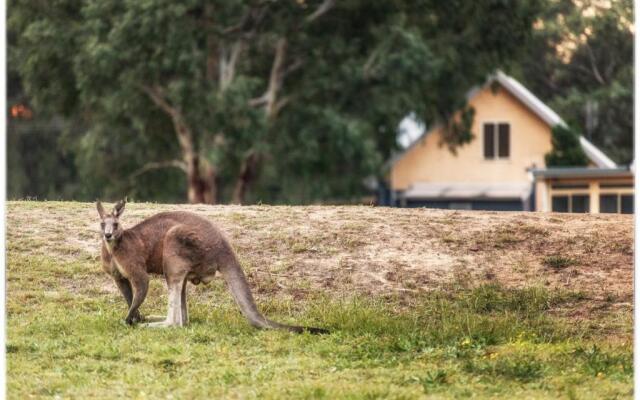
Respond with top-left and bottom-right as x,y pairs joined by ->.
143,319 -> 184,328
145,315 -> 166,323
143,320 -> 172,328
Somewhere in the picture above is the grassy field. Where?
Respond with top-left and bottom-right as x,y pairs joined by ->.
6,201 -> 633,399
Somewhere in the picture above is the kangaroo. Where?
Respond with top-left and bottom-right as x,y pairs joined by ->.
97,199 -> 327,334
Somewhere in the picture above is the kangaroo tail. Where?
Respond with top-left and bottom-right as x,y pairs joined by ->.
218,255 -> 329,335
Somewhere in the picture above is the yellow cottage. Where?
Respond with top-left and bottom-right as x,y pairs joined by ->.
386,71 -> 633,213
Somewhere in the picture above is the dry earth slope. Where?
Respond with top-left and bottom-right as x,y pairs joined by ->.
7,201 -> 633,317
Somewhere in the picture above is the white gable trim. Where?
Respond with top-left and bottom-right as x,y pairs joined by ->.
578,136 -> 617,168
493,71 -> 564,127
391,71 -> 616,169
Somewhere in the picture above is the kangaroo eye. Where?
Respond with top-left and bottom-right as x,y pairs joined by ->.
113,223 -> 118,229
100,222 -> 105,228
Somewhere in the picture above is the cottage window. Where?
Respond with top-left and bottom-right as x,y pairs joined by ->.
621,195 -> 634,214
551,194 -> 589,213
551,196 -> 568,212
483,123 -> 510,159
600,193 -> 634,214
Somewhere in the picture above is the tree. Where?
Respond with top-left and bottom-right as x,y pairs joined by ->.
545,124 -> 589,167
7,31 -> 81,200
517,0 -> 633,165
10,0 -> 543,204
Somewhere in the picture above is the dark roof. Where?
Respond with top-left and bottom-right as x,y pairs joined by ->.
531,167 -> 633,179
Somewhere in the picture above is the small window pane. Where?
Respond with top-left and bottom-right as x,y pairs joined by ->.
484,124 -> 495,159
571,195 -> 589,213
552,196 -> 569,213
498,123 -> 510,158
599,194 -> 618,213
621,195 -> 633,214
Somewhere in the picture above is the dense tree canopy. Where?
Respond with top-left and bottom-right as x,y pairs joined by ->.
517,0 -> 633,165
10,0 -> 547,203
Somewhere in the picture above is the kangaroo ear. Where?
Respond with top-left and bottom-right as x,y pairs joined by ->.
113,197 -> 126,217
96,200 -> 106,219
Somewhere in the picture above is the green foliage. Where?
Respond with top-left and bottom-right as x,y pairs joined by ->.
574,345 -> 633,377
545,124 -> 589,167
518,0 -> 633,165
8,0 -> 543,203
419,369 -> 449,389
464,354 -> 546,382
543,254 -> 578,270
7,116 -> 79,200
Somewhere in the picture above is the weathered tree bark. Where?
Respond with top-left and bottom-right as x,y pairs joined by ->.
187,155 -> 217,204
231,150 -> 259,204
248,38 -> 288,119
234,38 -> 290,204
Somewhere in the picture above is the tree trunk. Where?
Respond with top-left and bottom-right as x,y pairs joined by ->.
187,155 -> 217,204
140,85 -> 219,205
232,150 -> 259,204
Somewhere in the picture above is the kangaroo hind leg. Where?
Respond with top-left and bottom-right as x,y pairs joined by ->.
145,255 -> 190,328
166,273 -> 187,326
181,278 -> 188,325
144,274 -> 187,328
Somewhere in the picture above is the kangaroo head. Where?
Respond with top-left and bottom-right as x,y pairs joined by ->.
96,198 -> 126,242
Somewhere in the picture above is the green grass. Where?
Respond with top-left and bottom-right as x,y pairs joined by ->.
7,254 -> 632,399
542,255 -> 578,270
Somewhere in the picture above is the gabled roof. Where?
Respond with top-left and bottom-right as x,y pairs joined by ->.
491,71 -> 564,127
393,71 -> 617,169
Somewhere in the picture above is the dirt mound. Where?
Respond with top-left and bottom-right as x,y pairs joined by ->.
7,201 -> 632,304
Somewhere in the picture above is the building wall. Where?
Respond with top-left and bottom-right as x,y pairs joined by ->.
391,85 -> 553,190
535,176 -> 633,213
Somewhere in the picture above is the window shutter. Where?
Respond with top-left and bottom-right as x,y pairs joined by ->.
484,124 -> 495,158
498,123 -> 510,157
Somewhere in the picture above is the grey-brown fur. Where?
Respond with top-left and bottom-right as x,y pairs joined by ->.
97,199 -> 327,334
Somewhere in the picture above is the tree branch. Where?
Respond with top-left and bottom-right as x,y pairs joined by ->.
306,0 -> 335,23
248,38 -> 288,119
222,8 -> 253,35
220,40 -> 243,91
129,160 -> 188,182
282,57 -> 304,79
571,63 -> 604,85
266,38 -> 287,118
248,95 -> 268,107
273,95 -> 292,118
584,42 -> 606,85
212,6 -> 267,92
139,84 -> 197,167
